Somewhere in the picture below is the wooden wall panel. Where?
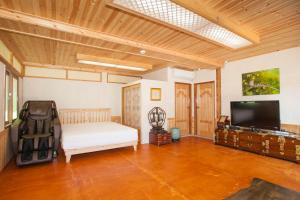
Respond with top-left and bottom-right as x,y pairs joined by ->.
108,74 -> 141,84
166,120 -> 300,138
167,118 -> 176,131
281,124 -> 300,135
168,117 -> 194,135
12,56 -> 22,74
0,129 -> 13,172
0,40 -> 12,64
67,70 -> 101,82
25,66 -> 66,79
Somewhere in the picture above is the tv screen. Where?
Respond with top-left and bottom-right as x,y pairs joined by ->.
230,101 -> 280,130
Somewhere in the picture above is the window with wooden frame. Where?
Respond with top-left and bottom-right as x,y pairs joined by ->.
4,71 -> 10,124
12,76 -> 18,120
4,69 -> 19,125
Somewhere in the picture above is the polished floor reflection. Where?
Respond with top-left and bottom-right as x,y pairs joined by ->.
0,137 -> 299,200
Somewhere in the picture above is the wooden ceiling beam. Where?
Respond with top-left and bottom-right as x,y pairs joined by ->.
0,27 -> 213,70
171,0 -> 260,44
0,8 -> 222,68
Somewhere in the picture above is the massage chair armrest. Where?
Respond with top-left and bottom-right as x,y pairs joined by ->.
11,119 -> 25,154
51,117 -> 62,150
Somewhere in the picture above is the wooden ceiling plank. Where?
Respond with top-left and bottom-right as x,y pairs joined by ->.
76,53 -> 153,70
0,8 -> 222,67
171,0 -> 260,44
0,27 -> 209,70
0,8 -> 221,67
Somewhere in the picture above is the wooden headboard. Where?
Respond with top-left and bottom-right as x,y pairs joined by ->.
59,108 -> 111,125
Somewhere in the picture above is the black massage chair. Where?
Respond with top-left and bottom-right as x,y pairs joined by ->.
11,101 -> 61,166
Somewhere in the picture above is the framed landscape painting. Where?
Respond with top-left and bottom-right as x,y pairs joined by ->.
242,68 -> 280,96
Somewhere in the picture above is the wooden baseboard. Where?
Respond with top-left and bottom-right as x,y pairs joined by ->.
167,117 -> 195,135
167,118 -> 175,131
167,118 -> 300,136
281,124 -> 300,134
0,129 -> 13,172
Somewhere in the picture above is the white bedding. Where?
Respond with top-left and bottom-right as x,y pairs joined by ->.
62,122 -> 138,150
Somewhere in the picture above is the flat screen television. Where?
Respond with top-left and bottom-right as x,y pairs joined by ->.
230,101 -> 280,130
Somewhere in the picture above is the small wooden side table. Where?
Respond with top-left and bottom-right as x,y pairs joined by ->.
149,129 -> 172,146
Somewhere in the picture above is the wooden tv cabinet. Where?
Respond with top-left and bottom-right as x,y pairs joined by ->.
215,128 -> 300,163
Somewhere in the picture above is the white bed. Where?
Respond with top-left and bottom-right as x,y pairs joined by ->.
59,108 -> 138,163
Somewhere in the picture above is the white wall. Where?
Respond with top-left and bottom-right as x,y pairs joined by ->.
23,77 -> 122,116
222,47 -> 300,125
142,67 -> 169,81
0,62 -> 5,131
140,79 -> 169,144
194,69 -> 216,83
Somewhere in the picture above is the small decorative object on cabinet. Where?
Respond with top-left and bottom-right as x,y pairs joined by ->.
148,107 -> 171,146
217,115 -> 230,129
215,127 -> 300,164
171,128 -> 180,142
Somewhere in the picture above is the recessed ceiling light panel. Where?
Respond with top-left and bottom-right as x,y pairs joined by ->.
78,60 -> 147,71
113,0 -> 252,49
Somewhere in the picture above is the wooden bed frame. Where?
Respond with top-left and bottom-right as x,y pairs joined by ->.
59,108 -> 137,163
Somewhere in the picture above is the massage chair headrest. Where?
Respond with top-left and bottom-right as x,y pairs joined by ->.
20,101 -> 58,120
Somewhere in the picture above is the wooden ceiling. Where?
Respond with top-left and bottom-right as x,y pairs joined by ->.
0,0 -> 299,76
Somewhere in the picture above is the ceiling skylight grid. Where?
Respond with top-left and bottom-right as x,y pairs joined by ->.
113,0 -> 252,49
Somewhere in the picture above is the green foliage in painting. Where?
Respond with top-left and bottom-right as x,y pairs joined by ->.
242,68 -> 280,96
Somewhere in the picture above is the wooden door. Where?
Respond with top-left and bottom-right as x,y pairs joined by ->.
195,82 -> 215,139
175,83 -> 191,136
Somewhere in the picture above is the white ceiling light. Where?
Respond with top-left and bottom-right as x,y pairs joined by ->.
78,60 -> 147,71
139,49 -> 146,54
112,0 -> 252,49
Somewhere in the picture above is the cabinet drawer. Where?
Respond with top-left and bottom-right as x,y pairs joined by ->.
239,140 -> 251,151
219,139 -> 235,147
240,132 -> 262,142
239,140 -> 262,153
239,132 -> 251,141
285,138 -> 300,146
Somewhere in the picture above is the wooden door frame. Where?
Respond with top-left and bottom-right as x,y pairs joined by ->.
121,83 -> 141,125
175,82 -> 192,135
194,81 -> 215,136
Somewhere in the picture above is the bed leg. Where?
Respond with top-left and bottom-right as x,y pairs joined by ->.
133,145 -> 137,151
65,154 -> 71,163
